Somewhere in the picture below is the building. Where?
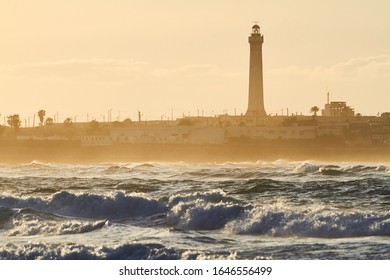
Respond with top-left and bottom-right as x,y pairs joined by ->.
81,126 -> 226,146
226,125 -> 317,140
246,24 -> 267,117
322,101 -> 355,117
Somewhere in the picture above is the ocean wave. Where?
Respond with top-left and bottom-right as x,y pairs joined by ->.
0,191 -> 167,220
224,207 -> 390,238
168,190 -> 238,207
0,207 -> 107,236
1,161 -> 388,182
228,179 -> 295,195
293,162 -> 322,174
165,191 -> 390,238
114,179 -> 163,193
166,190 -> 247,230
1,187 -> 389,239
341,164 -> 388,173
134,163 -> 157,169
319,164 -> 390,176
168,203 -> 245,230
0,206 -> 16,228
301,178 -> 390,198
292,162 -> 390,177
25,160 -> 53,168
0,242 -> 179,260
104,165 -> 131,174
319,167 -> 346,176
187,168 -> 267,180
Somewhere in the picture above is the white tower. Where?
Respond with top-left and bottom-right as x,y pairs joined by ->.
246,24 -> 267,117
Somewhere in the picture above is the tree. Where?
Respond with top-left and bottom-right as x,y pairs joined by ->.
111,118 -> 133,128
45,117 -> 54,127
38,110 -> 46,126
310,106 -> 320,116
111,121 -> 122,128
122,118 -> 132,127
7,114 -> 21,129
178,118 -> 195,126
89,119 -> 100,131
63,117 -> 73,128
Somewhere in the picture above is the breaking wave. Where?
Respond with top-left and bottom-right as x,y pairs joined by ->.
224,207 -> 390,238
0,242 -> 179,260
164,191 -> 390,238
0,191 -> 167,220
1,188 -> 389,238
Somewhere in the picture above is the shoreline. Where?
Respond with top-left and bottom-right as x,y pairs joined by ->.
1,140 -> 390,164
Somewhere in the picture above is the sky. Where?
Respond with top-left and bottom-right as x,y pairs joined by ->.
1,0 -> 389,124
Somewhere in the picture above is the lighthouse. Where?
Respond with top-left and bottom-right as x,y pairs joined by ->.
246,24 -> 267,117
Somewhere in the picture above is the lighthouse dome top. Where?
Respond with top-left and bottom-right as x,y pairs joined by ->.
252,24 -> 260,34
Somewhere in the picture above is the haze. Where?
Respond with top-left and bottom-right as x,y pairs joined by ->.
1,0 -> 389,124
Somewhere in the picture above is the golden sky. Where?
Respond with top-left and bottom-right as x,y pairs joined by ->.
1,0 -> 389,124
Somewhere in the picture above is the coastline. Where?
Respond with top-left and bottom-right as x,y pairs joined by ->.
1,139 -> 389,164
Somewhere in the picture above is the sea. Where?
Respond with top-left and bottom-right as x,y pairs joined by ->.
0,160 -> 389,260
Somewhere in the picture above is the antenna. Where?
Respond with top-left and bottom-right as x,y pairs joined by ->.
326,86 -> 330,104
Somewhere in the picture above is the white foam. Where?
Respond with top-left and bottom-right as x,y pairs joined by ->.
224,206 -> 390,238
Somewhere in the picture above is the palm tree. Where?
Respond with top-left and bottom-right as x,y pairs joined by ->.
63,117 -> 73,128
310,106 -> 320,116
45,117 -> 54,127
38,110 -> 46,126
89,119 -> 100,131
7,114 -> 21,129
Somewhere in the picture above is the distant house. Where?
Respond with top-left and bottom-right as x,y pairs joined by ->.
322,101 -> 355,117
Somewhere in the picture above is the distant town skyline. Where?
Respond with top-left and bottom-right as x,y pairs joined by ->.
1,0 -> 389,123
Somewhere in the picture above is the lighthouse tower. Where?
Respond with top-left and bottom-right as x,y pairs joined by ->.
246,24 -> 267,117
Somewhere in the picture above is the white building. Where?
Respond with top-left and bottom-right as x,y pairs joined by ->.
81,126 -> 225,146
226,125 -> 317,140
322,101 -> 355,117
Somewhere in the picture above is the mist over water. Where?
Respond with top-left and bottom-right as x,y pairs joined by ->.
0,160 -> 389,259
